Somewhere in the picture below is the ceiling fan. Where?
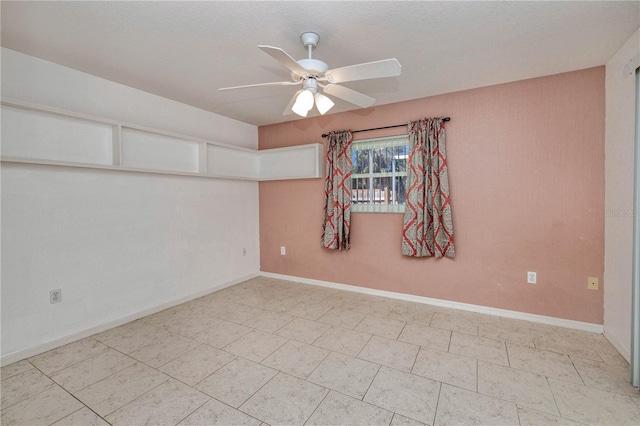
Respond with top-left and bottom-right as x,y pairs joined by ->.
219,32 -> 402,117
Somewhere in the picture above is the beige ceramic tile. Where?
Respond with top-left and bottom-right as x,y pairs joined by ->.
259,295 -> 305,313
52,407 -> 109,426
5,277 -> 637,426
354,315 -> 406,339
159,344 -> 235,386
358,335 -> 420,372
28,338 -> 108,375
128,332 -> 201,368
178,398 -> 261,425
307,351 -> 380,399
364,366 -> 440,425
306,390 -> 393,426
549,377 -> 640,425
0,384 -> 83,426
412,346 -> 477,391
449,332 -> 509,366
0,360 -> 34,380
507,343 -> 583,384
312,326 -> 372,357
275,317 -> 331,344
479,320 -> 535,347
145,309 -> 221,337
478,360 -> 559,416
211,302 -> 264,324
318,307 -> 367,329
74,362 -> 169,416
391,414 -> 426,426
430,311 -> 478,335
239,372 -> 328,426
1,367 -> 56,409
397,322 -> 451,351
223,330 -> 288,362
50,348 -> 136,392
243,310 -> 295,333
195,357 -> 277,407
95,321 -> 174,354
572,356 -> 640,398
261,339 -> 329,378
388,303 -> 435,326
193,318 -> 252,348
105,379 -> 209,426
434,383 -> 519,425
516,406 -> 584,426
350,299 -> 397,317
531,329 -> 603,361
322,292 -> 367,310
286,301 -> 334,321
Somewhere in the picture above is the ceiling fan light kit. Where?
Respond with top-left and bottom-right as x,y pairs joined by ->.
219,32 -> 401,118
314,93 -> 334,115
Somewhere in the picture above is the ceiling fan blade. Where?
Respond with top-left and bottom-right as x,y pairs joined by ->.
325,59 -> 401,83
219,81 -> 300,91
283,90 -> 303,115
323,84 -> 375,108
259,45 -> 308,76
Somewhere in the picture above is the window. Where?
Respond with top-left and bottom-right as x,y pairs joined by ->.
351,135 -> 409,213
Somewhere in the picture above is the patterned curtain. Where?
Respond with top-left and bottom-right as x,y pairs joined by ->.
402,118 -> 455,258
321,130 -> 353,251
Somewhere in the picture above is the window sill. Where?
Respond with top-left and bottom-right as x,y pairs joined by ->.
351,204 -> 405,214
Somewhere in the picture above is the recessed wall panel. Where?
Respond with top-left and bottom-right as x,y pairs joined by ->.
1,105 -> 113,165
121,128 -> 199,173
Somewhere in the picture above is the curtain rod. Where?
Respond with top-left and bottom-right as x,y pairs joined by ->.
321,117 -> 451,138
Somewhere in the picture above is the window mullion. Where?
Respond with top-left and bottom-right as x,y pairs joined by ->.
368,149 -> 374,203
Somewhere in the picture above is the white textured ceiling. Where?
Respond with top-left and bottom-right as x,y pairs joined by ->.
1,1 -> 638,127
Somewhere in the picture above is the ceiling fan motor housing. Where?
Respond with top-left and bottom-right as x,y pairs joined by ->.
297,59 -> 329,74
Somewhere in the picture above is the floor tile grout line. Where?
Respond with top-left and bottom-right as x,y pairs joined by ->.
45,377 -> 112,426
360,363 -> 383,402
170,393 -> 213,426
301,386 -> 331,425
0,378 -> 56,412
544,376 -> 570,423
0,360 -> 37,382
100,376 -> 172,419
431,381 -> 444,426
29,337 -> 111,377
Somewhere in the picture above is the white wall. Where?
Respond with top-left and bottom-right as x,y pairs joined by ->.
1,48 -> 257,149
1,49 -> 260,364
604,28 -> 640,361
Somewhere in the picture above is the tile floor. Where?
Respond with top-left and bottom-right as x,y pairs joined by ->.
2,276 -> 640,425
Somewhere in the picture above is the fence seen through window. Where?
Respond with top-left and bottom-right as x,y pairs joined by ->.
351,135 -> 409,213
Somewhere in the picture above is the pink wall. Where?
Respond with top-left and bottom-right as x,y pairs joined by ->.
259,67 -> 605,324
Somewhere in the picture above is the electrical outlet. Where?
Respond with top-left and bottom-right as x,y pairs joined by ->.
50,289 -> 62,304
242,248 -> 247,256
527,271 -> 537,284
588,277 -> 599,290
280,246 -> 286,255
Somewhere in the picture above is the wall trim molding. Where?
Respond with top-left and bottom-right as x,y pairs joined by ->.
260,271 -> 604,334
0,273 -> 259,367
603,330 -> 631,362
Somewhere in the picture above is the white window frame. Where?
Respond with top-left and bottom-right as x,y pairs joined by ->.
351,134 -> 409,213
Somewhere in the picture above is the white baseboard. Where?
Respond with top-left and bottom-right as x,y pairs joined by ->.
0,273 -> 259,366
603,331 -> 631,362
260,271 -> 604,334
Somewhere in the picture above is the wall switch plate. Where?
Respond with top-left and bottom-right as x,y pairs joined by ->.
50,289 -> 62,304
527,272 -> 537,284
588,277 -> 599,290
242,248 -> 247,256
280,246 -> 286,255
